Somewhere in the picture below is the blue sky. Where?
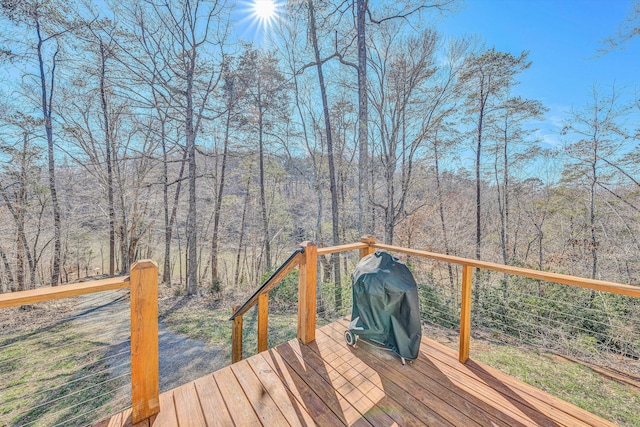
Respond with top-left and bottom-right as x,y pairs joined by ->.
232,0 -> 639,150
436,0 -> 640,146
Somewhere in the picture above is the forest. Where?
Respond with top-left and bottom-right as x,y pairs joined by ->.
0,0 -> 638,300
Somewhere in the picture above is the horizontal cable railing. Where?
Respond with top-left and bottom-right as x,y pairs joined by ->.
0,260 -> 159,426
231,236 -> 639,379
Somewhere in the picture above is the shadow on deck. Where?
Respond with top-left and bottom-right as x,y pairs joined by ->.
99,319 -> 614,427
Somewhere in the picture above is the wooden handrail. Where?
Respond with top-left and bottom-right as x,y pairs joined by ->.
230,248 -> 303,320
317,242 -> 368,256
371,243 -> 640,299
0,276 -> 130,308
231,238 -> 378,362
232,235 -> 639,368
230,248 -> 306,363
0,261 -> 160,424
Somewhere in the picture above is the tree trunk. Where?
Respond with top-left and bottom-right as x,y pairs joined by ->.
309,0 -> 341,310
211,104 -> 231,291
99,41 -> 116,278
503,127 -> 511,262
475,108 -> 483,262
0,244 -> 14,291
590,177 -> 597,279
162,146 -> 188,285
434,139 -> 454,290
185,52 -> 198,295
235,173 -> 252,286
356,0 -> 370,235
36,20 -> 61,286
257,81 -> 271,271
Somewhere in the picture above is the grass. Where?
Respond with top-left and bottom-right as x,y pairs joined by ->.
159,297 -> 330,361
471,341 -> 640,427
0,320 -> 128,427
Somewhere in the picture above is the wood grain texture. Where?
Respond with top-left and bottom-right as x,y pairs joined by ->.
193,374 -> 235,427
272,343 -> 371,426
103,319 -> 616,427
231,359 -> 289,425
371,242 -> 640,298
173,383 -> 207,426
260,350 -> 346,426
358,236 -> 376,259
214,367 -> 262,426
130,260 -> 159,424
232,307 -> 243,363
297,241 -> 317,344
287,329 -> 434,426
257,293 -> 268,353
459,264 -> 473,363
146,391 -> 177,427
0,276 -> 129,308
246,354 -> 317,426
316,242 -> 368,256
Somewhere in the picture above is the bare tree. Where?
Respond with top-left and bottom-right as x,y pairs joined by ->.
238,47 -> 289,272
561,83 -> 628,280
116,0 -> 229,294
0,113 -> 45,289
210,68 -> 239,291
306,0 -> 342,309
460,48 -> 531,262
488,94 -> 546,264
0,0 -> 76,285
368,27 -> 440,244
600,0 -> 640,53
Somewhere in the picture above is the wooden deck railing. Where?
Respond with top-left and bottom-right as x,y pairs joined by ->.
232,236 -> 640,365
0,260 -> 159,425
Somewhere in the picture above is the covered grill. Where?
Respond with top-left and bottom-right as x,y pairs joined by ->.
345,250 -> 421,364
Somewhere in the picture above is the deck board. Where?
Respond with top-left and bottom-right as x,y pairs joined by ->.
246,355 -> 317,426
149,391 -> 177,427
173,383 -> 207,426
192,375 -> 234,427
281,338 -> 414,426
230,358 -> 290,425
100,319 -> 616,427
213,367 -> 262,426
259,350 -> 349,426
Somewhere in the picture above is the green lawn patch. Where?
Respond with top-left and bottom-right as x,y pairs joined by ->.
473,342 -> 640,427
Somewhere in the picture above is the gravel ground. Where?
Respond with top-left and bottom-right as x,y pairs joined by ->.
73,290 -> 229,393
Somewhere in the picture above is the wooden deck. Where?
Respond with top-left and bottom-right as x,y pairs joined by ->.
100,319 -> 615,427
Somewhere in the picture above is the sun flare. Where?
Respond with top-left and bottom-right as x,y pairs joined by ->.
238,0 -> 281,43
253,0 -> 276,21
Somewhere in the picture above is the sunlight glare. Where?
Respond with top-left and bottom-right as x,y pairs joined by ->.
237,0 -> 282,44
253,0 -> 276,21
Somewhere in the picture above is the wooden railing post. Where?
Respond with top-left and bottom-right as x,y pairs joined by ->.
232,306 -> 243,363
129,260 -> 160,424
298,241 -> 317,344
359,235 -> 376,259
459,264 -> 473,363
257,293 -> 269,353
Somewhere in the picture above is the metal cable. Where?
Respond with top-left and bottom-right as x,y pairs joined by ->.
0,340 -> 131,371
2,359 -> 132,400
21,372 -> 130,415
21,383 -> 131,427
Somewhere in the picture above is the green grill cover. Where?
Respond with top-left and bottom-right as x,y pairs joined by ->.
349,251 -> 421,360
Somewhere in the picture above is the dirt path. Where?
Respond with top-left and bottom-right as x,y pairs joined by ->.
72,290 -> 229,393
